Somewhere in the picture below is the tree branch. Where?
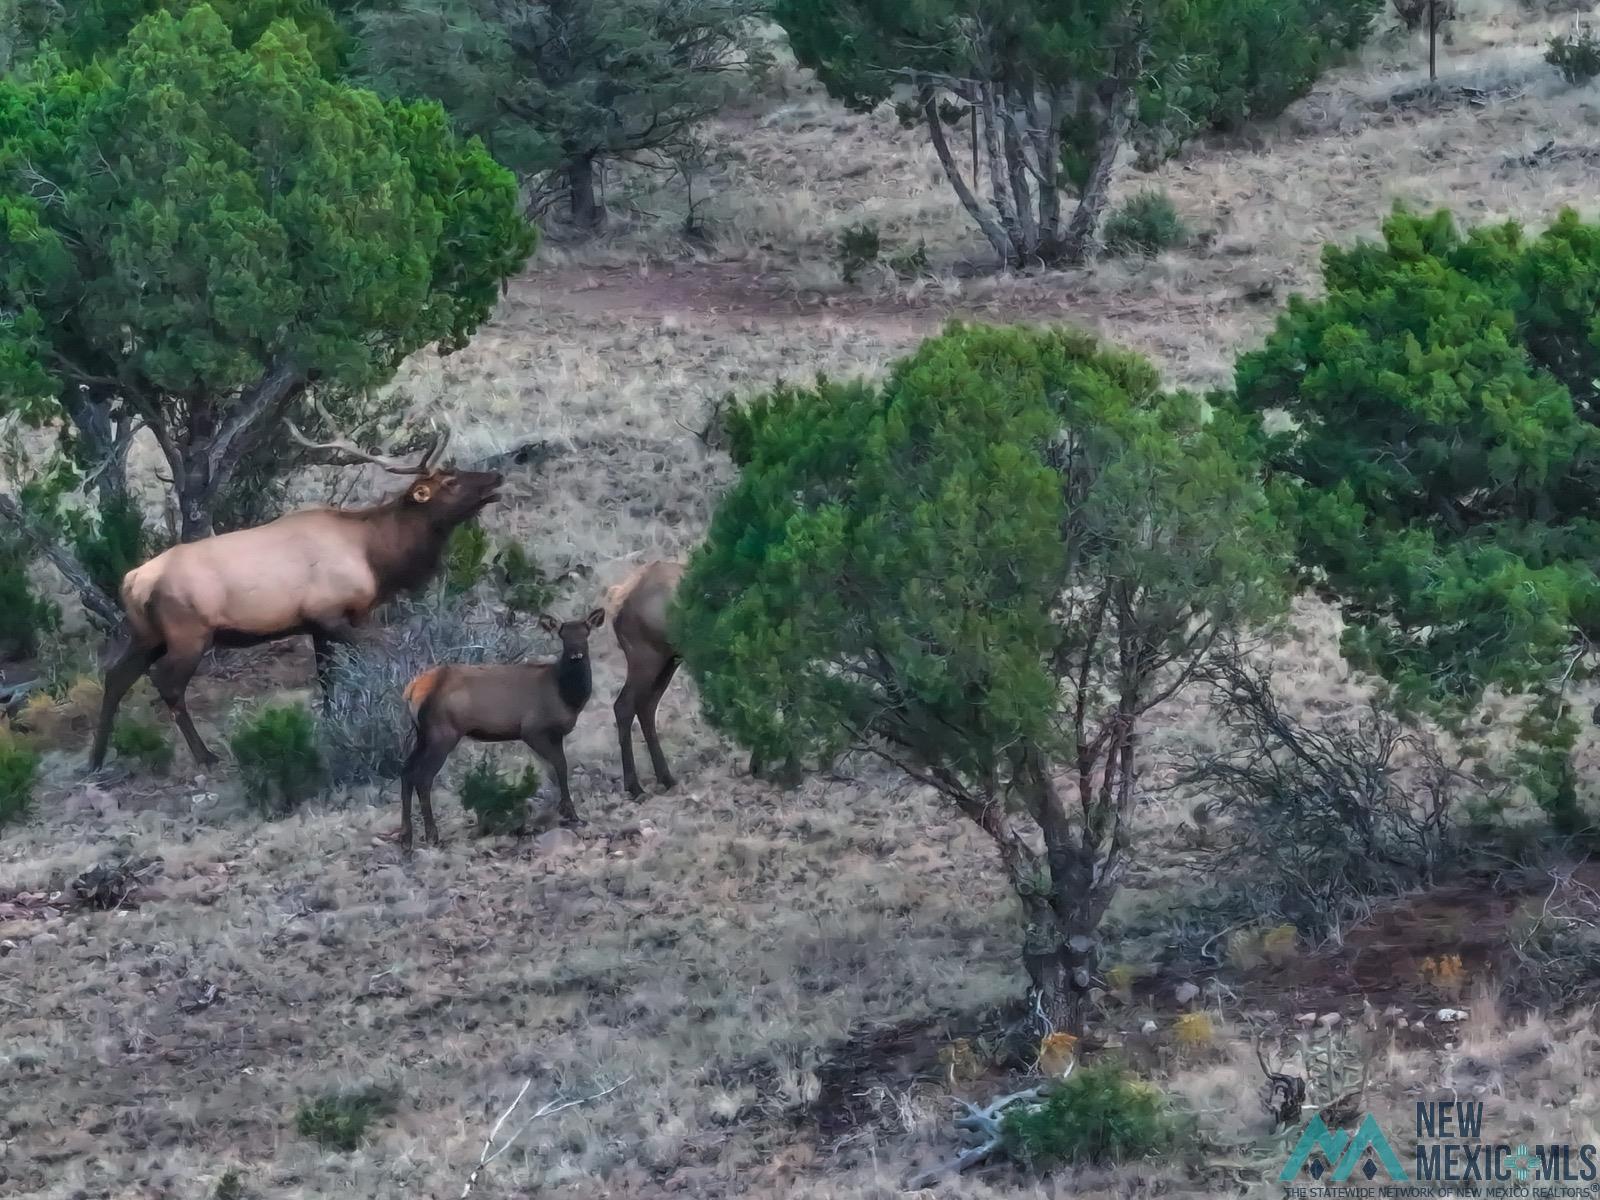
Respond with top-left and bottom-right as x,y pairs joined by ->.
0,492 -> 121,628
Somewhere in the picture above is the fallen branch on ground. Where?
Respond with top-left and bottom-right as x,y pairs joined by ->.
904,1080 -> 1053,1190
460,1076 -> 629,1198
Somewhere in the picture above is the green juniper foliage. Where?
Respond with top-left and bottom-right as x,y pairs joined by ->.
0,536 -> 59,659
0,5 -> 535,549
230,702 -> 325,815
459,756 -> 538,835
493,541 -> 553,615
1547,29 -> 1600,86
1103,190 -> 1190,257
0,731 -> 39,832
776,0 -> 1377,265
1002,1063 -> 1179,1168
354,0 -> 770,228
443,522 -> 491,597
68,493 -> 150,599
837,222 -> 882,283
111,717 -> 173,774
675,323 -> 1287,1031
294,1087 -> 394,1152
1228,208 -> 1600,828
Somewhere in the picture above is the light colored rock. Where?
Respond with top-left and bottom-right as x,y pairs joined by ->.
1295,1012 -> 1317,1027
1141,1020 -> 1158,1035
1436,1008 -> 1469,1023
1174,982 -> 1201,1005
1318,1012 -> 1342,1029
533,828 -> 583,858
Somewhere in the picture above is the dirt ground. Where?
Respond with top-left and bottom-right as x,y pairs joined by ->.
7,4 -> 1600,1198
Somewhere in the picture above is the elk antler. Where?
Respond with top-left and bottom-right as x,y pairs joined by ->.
285,397 -> 449,474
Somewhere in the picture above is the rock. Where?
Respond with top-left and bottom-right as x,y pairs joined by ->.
1436,1008 -> 1469,1024
1318,1012 -> 1342,1029
1141,1019 -> 1158,1035
1295,1012 -> 1317,1027
1383,1005 -> 1405,1020
1396,1017 -> 1410,1029
533,828 -> 582,859
29,932 -> 60,952
1174,982 -> 1201,1006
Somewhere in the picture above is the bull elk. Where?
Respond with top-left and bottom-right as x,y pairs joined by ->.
398,609 -> 605,849
89,422 -> 503,770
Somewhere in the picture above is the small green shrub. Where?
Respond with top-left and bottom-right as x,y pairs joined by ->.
70,494 -> 150,598
1002,1063 -> 1178,1168
295,1087 -> 394,1152
230,703 -> 324,815
213,1169 -> 245,1200
0,540 -> 60,659
886,239 -> 929,278
837,222 -> 882,283
1103,191 -> 1190,257
494,542 -> 554,615
443,522 -> 491,596
0,730 -> 40,832
111,718 -> 173,774
459,756 -> 538,836
1547,29 -> 1600,85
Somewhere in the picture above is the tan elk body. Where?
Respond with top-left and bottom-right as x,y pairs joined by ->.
608,561 -> 685,798
90,426 -> 503,770
398,609 -> 605,849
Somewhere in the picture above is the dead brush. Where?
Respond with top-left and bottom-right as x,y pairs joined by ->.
320,599 -> 535,785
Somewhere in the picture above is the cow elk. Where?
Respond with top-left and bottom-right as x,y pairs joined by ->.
398,609 -> 605,849
608,561 -> 685,799
89,421 -> 504,770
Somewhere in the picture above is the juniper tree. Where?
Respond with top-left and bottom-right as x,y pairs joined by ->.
354,0 -> 768,228
776,0 -> 1376,266
1229,208 -> 1600,829
674,323 -> 1287,1032
0,3 -> 534,580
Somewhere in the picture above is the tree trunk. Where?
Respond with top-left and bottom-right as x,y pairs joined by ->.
922,90 -> 1016,267
567,154 -> 604,229
1059,88 -> 1134,265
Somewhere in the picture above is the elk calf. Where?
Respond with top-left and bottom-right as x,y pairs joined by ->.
608,561 -> 684,798
399,609 -> 605,850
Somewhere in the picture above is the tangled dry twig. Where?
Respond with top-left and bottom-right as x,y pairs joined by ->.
903,1078 -> 1055,1190
460,1076 -> 630,1198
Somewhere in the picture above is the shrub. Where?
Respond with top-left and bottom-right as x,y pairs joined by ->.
1229,208 -> 1600,830
459,756 -> 539,836
0,540 -> 60,660
110,718 -> 173,775
321,602 -> 534,785
0,729 -> 40,832
1003,1063 -> 1178,1167
886,240 -> 929,278
443,523 -> 491,596
1547,29 -> 1600,85
1178,657 -> 1472,936
494,542 -> 553,615
676,322 -> 1286,1034
836,222 -> 882,283
294,1087 -> 394,1152
69,493 -> 151,599
1103,191 -> 1190,257
213,1169 -> 245,1200
230,703 -> 324,815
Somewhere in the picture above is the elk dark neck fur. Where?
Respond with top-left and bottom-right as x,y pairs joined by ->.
357,503 -> 454,598
555,651 -> 592,712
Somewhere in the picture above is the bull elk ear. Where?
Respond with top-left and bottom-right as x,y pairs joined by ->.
538,614 -> 559,634
585,607 -> 606,630
409,482 -> 434,504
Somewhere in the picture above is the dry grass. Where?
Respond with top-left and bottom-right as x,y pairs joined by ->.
7,7 -> 1600,1197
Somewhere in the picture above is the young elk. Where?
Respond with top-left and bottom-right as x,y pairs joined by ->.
90,421 -> 503,770
398,609 -> 605,850
608,561 -> 684,799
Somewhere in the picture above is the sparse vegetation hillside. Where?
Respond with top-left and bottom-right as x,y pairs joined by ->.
4,2 -> 1600,1198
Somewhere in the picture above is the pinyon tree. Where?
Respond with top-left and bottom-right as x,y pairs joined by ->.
1230,207 -> 1600,830
0,4 -> 535,572
776,0 -> 1376,266
355,0 -> 768,228
674,323 -> 1288,1032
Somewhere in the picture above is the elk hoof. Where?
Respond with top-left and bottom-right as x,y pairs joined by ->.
559,814 -> 588,830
